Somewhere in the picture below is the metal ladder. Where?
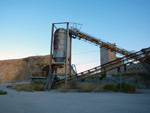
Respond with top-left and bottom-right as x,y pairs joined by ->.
44,74 -> 54,90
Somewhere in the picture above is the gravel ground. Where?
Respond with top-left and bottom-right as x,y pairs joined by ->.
0,83 -> 150,113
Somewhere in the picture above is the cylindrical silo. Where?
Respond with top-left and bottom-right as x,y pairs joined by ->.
53,28 -> 70,62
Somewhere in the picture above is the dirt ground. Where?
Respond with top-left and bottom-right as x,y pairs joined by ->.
0,83 -> 150,113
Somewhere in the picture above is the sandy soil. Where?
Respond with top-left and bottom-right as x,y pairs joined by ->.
0,83 -> 150,113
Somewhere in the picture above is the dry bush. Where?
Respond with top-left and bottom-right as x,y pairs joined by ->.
33,84 -> 45,91
97,84 -> 104,89
11,84 -> 34,92
58,84 -> 71,92
58,83 -> 104,92
10,84 -> 44,92
79,83 -> 98,92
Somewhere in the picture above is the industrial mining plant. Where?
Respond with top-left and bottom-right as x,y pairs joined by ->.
30,22 -> 150,90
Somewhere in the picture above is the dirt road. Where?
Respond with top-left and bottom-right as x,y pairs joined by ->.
0,84 -> 150,113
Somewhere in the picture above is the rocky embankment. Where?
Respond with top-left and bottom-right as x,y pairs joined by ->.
0,55 -> 50,83
81,75 -> 150,89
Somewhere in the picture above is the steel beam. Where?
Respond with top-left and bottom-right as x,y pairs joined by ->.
65,22 -> 69,84
69,35 -> 72,76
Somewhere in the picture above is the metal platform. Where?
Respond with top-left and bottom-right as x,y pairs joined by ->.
51,62 -> 65,65
30,76 -> 46,79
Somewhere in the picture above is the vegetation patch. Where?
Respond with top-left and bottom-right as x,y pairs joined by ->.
120,83 -> 136,93
99,73 -> 106,80
58,84 -> 71,92
103,84 -> 117,91
58,83 -> 104,92
103,83 -> 136,93
31,79 -> 46,85
71,84 -> 79,89
10,84 -> 44,92
78,83 -> 98,92
0,90 -> 7,95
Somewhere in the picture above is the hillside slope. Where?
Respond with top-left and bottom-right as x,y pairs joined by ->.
0,55 -> 50,83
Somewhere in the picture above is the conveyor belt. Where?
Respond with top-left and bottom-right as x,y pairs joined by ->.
69,29 -> 132,56
44,25 -> 149,90
53,47 -> 150,86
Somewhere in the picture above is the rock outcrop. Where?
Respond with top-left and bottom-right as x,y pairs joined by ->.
0,55 -> 50,83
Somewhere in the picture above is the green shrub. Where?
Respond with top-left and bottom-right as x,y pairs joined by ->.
31,80 -> 46,85
116,83 -> 136,93
99,73 -> 106,80
0,90 -> 7,95
71,84 -> 79,89
33,84 -> 44,91
81,79 -> 85,82
112,74 -> 116,77
122,83 -> 136,93
101,72 -> 106,78
104,83 -> 136,93
103,84 -> 117,91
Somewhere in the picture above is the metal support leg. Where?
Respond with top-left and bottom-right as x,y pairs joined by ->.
45,24 -> 54,90
100,47 -> 101,66
120,66 -> 122,91
69,37 -> 72,76
49,24 -> 54,79
65,22 -> 69,84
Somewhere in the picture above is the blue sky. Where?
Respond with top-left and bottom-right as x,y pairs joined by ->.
0,0 -> 150,72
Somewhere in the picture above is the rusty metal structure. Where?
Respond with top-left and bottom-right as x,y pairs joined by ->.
44,22 -> 71,90
53,47 -> 150,85
42,22 -> 150,90
69,29 -> 132,55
